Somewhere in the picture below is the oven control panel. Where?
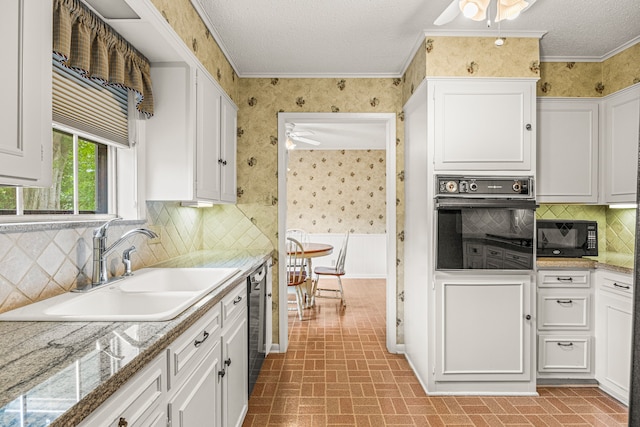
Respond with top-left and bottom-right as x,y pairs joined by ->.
436,176 -> 533,197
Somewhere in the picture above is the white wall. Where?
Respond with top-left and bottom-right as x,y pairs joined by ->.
306,233 -> 387,279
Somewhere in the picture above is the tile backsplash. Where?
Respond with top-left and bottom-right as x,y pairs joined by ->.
0,202 -> 272,314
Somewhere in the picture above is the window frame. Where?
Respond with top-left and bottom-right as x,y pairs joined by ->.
0,122 -> 119,223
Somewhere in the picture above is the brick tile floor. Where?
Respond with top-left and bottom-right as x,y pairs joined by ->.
243,279 -> 628,426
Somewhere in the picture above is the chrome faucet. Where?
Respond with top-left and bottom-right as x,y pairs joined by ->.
90,218 -> 158,287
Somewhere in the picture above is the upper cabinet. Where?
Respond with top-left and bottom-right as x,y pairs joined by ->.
537,99 -> 599,203
432,79 -> 536,173
602,84 -> 640,204
0,0 -> 52,186
146,64 -> 237,204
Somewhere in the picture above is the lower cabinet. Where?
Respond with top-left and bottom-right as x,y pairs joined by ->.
536,269 -> 594,380
595,270 -> 633,404
168,343 -> 222,427
434,273 -> 535,393
80,280 -> 249,427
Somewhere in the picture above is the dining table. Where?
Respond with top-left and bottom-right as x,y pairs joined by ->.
287,242 -> 333,307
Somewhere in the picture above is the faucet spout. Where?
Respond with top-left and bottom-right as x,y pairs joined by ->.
90,224 -> 158,287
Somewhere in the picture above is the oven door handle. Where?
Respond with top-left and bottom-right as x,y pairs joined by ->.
435,198 -> 538,210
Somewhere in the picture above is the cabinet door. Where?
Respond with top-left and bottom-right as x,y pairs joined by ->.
435,275 -> 533,382
537,99 -> 599,203
168,341 -> 222,427
596,281 -> 633,405
196,68 -> 222,201
222,313 -> 248,427
264,261 -> 273,355
0,0 -> 52,186
219,95 -> 237,203
433,79 -> 535,172
603,85 -> 640,204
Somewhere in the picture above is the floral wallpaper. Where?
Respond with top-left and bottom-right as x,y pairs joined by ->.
423,36 -> 540,78
150,0 -> 239,102
402,38 -> 427,106
603,43 -> 640,96
286,150 -> 386,234
538,44 -> 640,97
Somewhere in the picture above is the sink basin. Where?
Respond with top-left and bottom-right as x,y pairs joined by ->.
0,267 -> 239,322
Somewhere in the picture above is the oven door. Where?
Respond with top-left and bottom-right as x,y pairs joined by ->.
435,198 -> 536,270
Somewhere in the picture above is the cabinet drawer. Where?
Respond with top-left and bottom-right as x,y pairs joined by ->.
169,304 -> 221,391
599,272 -> 633,296
538,335 -> 591,373
79,354 -> 166,427
222,282 -> 247,326
538,270 -> 590,288
485,246 -> 504,260
538,293 -> 590,330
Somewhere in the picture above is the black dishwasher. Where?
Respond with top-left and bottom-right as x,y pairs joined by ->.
247,262 -> 267,396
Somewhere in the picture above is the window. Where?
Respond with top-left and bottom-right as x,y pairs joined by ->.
0,127 -> 111,216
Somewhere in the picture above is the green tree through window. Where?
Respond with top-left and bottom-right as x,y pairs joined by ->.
0,128 -> 108,215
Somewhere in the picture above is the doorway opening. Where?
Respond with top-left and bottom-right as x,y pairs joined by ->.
277,112 -> 397,353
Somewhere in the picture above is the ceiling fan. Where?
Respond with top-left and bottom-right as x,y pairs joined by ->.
285,123 -> 321,148
434,0 -> 537,26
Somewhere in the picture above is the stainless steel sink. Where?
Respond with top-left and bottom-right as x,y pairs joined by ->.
0,267 -> 239,321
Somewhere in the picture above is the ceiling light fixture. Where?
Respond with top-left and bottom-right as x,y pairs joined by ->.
434,0 -> 536,26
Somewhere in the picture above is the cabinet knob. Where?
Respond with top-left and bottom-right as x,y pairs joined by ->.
525,315 -> 531,320
218,158 -> 223,164
223,160 -> 228,166
525,123 -> 532,131
118,417 -> 128,427
225,358 -> 232,367
218,368 -> 226,378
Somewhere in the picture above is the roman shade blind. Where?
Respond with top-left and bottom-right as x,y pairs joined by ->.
53,60 -> 130,147
52,0 -> 154,119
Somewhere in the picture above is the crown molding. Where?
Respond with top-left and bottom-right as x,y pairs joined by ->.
237,72 -> 403,79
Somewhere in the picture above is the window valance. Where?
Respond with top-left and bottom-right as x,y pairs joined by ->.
52,0 -> 154,117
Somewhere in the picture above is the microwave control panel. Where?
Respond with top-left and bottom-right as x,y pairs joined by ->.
436,176 -> 533,198
587,225 -> 597,250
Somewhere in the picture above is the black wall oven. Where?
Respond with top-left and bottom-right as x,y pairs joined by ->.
435,176 -> 536,271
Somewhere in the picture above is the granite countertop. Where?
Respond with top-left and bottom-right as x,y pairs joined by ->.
0,248 -> 273,427
537,251 -> 635,275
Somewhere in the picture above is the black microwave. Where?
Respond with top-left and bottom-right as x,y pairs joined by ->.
537,220 -> 598,257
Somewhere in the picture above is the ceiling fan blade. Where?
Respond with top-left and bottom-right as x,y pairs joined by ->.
290,130 -> 315,137
291,136 -> 321,146
434,0 -> 460,25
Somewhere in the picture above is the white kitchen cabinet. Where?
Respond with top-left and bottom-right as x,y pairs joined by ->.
595,270 -> 634,404
536,99 -> 599,203
0,0 -> 52,186
146,63 -> 237,203
78,353 -> 167,427
434,274 -> 534,389
168,343 -> 222,427
432,79 -> 536,172
536,269 -> 594,380
220,282 -> 249,427
602,84 -> 640,204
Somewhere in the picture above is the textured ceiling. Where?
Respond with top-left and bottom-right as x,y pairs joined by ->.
191,0 -> 640,77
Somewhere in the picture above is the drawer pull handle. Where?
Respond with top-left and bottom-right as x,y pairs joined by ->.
118,418 -> 128,427
556,277 -> 573,282
613,283 -> 630,290
218,368 -> 226,378
556,299 -> 573,304
194,331 -> 210,347
225,358 -> 232,367
233,296 -> 243,305
557,342 -> 574,347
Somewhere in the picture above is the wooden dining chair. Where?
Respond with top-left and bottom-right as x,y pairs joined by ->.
312,231 -> 350,307
286,237 -> 307,320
